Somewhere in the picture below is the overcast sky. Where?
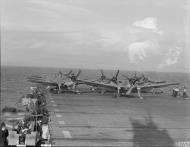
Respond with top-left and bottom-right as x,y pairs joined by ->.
1,0 -> 190,72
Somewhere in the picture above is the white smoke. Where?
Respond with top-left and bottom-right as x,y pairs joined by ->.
158,47 -> 181,69
132,17 -> 163,35
165,47 -> 181,65
128,40 -> 158,64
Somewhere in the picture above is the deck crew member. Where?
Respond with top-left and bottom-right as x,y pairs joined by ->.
0,122 -> 9,146
172,88 -> 176,97
175,87 -> 179,97
182,86 -> 187,98
172,87 -> 179,97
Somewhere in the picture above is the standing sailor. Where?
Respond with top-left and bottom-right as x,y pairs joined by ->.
172,87 -> 179,97
182,86 -> 187,98
0,122 -> 9,147
175,87 -> 179,97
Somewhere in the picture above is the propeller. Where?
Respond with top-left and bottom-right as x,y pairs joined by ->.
56,70 -> 74,79
56,70 -> 74,81
76,69 -> 81,78
100,69 -> 106,81
65,70 -> 73,76
122,73 -> 141,86
115,70 -> 120,78
70,69 -> 82,82
141,73 -> 149,82
56,69 -> 81,93
58,71 -> 63,78
55,70 -> 72,93
134,71 -> 137,78
111,70 -> 120,84
67,69 -> 81,92
64,70 -> 73,78
141,73 -> 145,78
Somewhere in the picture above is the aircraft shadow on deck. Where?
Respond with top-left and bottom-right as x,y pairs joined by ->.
129,117 -> 174,147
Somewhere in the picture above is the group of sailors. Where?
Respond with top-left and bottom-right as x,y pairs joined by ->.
172,86 -> 188,98
1,86 -> 50,145
18,87 -> 49,143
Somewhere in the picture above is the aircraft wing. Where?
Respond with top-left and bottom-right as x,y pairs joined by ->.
27,79 -> 58,87
77,79 -> 118,91
76,80 -> 86,85
137,82 -> 179,89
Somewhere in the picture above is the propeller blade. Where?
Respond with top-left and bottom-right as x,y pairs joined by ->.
64,70 -> 73,77
141,73 -> 144,78
55,73 -> 59,78
134,71 -> 137,78
76,69 -> 81,78
100,69 -> 106,80
100,69 -> 105,77
59,71 -> 63,78
67,70 -> 73,76
110,70 -> 119,84
115,70 -> 119,78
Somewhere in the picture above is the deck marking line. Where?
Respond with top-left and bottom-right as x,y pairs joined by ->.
52,104 -> 57,107
56,114 -> 62,118
54,109 -> 59,112
58,120 -> 65,125
4,113 -> 11,116
62,130 -> 72,138
17,113 -> 24,116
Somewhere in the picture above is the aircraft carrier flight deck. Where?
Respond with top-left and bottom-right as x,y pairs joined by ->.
47,93 -> 190,146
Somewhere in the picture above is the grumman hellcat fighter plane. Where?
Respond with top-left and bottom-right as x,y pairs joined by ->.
26,70 -> 82,93
122,72 -> 167,94
78,71 -> 179,99
86,70 -> 120,93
